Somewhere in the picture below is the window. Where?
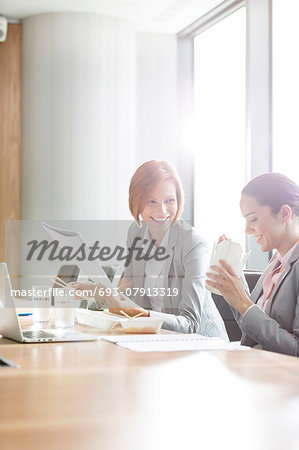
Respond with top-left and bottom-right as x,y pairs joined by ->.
272,0 -> 299,184
193,8 -> 246,253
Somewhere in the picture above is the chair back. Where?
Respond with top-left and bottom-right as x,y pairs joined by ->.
212,271 -> 261,341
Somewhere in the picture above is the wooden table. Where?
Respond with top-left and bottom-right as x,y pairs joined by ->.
1,318 -> 299,450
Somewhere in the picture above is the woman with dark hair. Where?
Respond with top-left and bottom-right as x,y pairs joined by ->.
206,173 -> 299,356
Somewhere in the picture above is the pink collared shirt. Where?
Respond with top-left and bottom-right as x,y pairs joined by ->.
256,240 -> 299,311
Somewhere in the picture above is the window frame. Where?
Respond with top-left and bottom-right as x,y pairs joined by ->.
177,0 -> 273,270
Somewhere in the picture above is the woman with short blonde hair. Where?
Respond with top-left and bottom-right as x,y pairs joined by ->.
115,160 -> 228,337
129,160 -> 184,225
73,160 -> 227,337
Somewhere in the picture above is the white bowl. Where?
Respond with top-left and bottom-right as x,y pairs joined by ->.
76,309 -> 125,330
120,317 -> 163,334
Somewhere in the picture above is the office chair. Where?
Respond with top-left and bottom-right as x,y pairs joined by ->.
212,271 -> 261,341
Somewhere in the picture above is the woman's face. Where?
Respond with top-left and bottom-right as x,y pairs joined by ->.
240,194 -> 286,252
141,179 -> 178,225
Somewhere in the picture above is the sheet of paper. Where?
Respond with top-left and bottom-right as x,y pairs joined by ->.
103,333 -> 220,343
41,222 -> 139,309
116,340 -> 250,352
41,222 -> 111,286
102,333 -> 250,352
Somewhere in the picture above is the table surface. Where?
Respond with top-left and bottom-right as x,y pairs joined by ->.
1,316 -> 299,450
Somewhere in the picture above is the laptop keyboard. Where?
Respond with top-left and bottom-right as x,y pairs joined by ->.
23,330 -> 55,339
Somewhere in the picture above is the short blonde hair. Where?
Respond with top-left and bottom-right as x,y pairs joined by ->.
129,160 -> 184,226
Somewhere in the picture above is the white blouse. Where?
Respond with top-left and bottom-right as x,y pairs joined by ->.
144,226 -> 170,312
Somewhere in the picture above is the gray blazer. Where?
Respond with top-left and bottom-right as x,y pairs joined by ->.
123,220 -> 228,339
233,243 -> 299,356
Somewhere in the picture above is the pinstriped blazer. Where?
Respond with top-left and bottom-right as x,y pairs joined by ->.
233,243 -> 299,356
123,220 -> 228,339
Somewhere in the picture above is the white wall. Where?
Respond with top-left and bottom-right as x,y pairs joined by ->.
136,33 -> 194,221
136,33 -> 179,169
22,12 -> 136,220
21,14 -> 185,222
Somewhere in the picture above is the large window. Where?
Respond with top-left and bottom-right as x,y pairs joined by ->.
272,0 -> 299,184
193,8 -> 246,253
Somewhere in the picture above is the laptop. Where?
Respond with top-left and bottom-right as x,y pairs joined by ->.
0,263 -> 99,343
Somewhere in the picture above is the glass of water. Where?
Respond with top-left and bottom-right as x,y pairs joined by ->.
54,288 -> 77,329
32,285 -> 52,326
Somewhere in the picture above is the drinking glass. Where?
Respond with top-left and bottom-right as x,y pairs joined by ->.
32,285 -> 52,326
54,288 -> 77,329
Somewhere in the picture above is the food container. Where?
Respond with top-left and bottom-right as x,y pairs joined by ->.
206,240 -> 250,295
120,317 -> 163,334
76,308 -> 125,330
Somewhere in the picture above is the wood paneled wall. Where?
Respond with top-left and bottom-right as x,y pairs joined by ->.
0,24 -> 22,264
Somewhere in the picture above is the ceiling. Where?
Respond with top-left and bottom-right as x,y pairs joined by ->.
0,0 -> 224,33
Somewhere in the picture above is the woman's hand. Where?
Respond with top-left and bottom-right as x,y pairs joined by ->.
206,259 -> 253,316
109,307 -> 149,317
217,234 -> 230,245
68,281 -> 141,310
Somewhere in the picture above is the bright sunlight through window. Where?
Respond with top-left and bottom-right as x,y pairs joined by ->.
193,8 -> 246,254
273,0 -> 299,184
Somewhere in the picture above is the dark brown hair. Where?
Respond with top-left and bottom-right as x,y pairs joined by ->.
129,160 -> 184,226
242,173 -> 299,217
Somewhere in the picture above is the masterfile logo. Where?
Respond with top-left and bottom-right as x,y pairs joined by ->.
26,236 -> 169,267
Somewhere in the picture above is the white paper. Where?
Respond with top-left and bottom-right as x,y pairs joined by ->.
206,240 -> 250,295
102,333 -> 218,343
117,341 -> 250,352
41,222 -> 139,309
102,333 -> 250,352
41,222 -> 111,287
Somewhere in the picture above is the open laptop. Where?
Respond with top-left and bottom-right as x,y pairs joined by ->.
0,263 -> 99,343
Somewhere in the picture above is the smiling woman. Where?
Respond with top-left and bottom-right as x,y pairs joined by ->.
109,160 -> 228,337
72,160 -> 228,337
138,179 -> 177,227
129,160 -> 184,227
206,173 -> 299,356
